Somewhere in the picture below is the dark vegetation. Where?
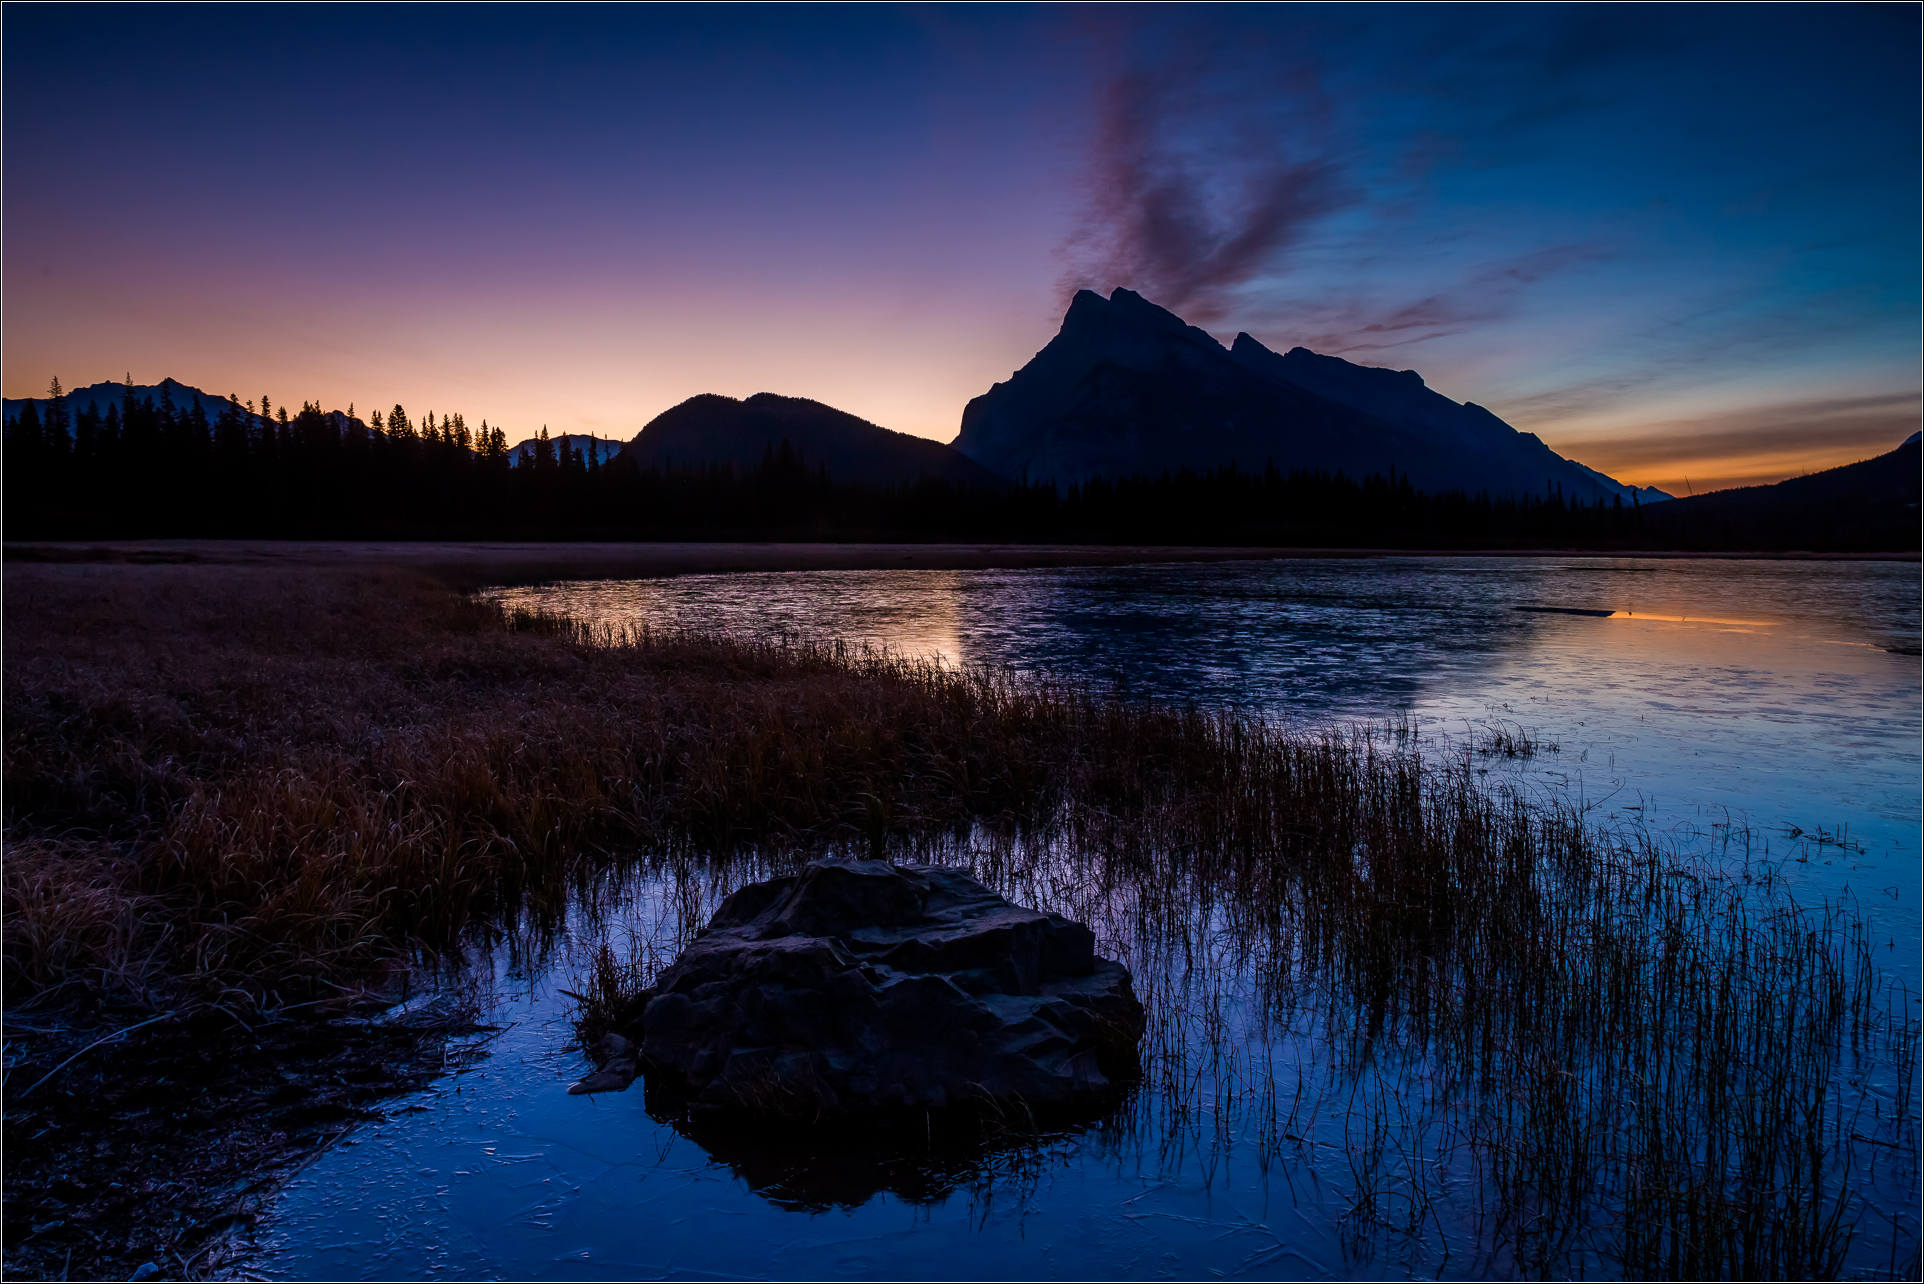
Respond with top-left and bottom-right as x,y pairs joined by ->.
4,560 -> 1916,1278
1651,434 -> 1922,550
6,379 -> 1916,550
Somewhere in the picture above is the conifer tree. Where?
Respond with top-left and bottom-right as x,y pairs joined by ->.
9,399 -> 44,463
216,395 -> 248,462
43,376 -> 69,452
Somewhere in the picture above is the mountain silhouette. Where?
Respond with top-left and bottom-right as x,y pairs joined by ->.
616,392 -> 1001,488
3,378 -> 270,429
1641,433 -> 1919,550
953,288 -> 1665,503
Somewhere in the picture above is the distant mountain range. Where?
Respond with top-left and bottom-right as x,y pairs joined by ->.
613,392 -> 1000,489
3,378 -> 266,428
509,434 -> 625,468
28,301 -> 1922,533
953,288 -> 1670,504
0,379 -> 376,439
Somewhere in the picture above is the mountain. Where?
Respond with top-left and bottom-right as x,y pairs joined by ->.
1639,433 -> 1919,551
509,434 -> 625,468
615,392 -> 1001,489
1,377 -> 377,439
1227,337 -> 1671,504
953,288 -> 1665,503
4,378 -> 265,429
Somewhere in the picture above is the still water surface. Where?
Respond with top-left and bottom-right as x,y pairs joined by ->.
249,557 -> 1920,1279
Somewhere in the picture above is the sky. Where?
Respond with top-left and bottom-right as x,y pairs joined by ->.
4,3 -> 1917,493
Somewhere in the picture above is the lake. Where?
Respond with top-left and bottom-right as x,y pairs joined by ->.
246,556 -> 1921,1279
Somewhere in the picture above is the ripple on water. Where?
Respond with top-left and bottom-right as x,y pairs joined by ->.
247,557 -> 1921,1279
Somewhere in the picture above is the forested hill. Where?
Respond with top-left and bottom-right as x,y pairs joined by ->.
1,380 -> 1913,552
1637,433 -> 1919,551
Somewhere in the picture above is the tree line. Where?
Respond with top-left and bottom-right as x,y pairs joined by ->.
3,377 -> 1905,550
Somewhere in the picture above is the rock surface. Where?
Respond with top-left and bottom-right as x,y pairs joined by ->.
630,858 -> 1144,1120
568,1032 -> 638,1095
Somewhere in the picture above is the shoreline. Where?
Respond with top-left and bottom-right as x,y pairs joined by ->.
5,538 -> 1915,589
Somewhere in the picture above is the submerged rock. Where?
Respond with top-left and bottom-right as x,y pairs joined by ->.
568,1031 -> 638,1095
629,858 -> 1144,1120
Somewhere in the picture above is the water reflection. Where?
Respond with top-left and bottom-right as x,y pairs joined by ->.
645,1078 -> 1098,1213
243,558 -> 1919,1281
488,559 -> 1579,717
250,813 -> 1921,1281
484,556 -> 1921,941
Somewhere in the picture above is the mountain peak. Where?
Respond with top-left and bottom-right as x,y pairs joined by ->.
1062,289 -> 1112,331
1105,287 -> 1208,339
1059,286 -> 1220,349
955,290 -> 1652,503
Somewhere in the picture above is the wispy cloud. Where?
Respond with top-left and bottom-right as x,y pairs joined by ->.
1499,287 -> 1917,432
1275,244 -> 1611,355
1056,16 -> 1624,347
1058,56 -> 1354,325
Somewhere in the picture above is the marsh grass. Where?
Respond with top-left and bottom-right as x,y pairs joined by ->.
5,561 -> 1918,1279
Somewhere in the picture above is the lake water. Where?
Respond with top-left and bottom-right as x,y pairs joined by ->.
246,556 -> 1921,1279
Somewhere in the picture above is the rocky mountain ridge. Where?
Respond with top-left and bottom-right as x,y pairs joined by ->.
952,287 -> 1670,503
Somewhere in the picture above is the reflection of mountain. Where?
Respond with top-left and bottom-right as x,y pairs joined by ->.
953,288 -> 1662,503
641,1076 -> 1090,1211
506,561 -> 1565,717
941,560 -> 1559,718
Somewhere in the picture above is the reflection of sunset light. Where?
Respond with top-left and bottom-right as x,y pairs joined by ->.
1611,611 -> 1777,628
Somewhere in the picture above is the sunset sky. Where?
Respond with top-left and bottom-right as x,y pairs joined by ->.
5,3 -> 1917,494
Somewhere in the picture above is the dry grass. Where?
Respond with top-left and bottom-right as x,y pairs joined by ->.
3,562 -> 1080,1017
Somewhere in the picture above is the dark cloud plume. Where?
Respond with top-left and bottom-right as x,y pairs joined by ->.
1060,59 -> 1353,325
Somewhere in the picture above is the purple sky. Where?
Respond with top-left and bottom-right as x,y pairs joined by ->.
5,4 -> 1917,492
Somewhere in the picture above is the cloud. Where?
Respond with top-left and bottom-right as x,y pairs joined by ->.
1500,286 -> 1919,431
1499,374 -> 1658,428
1557,389 -> 1920,491
1058,58 -> 1354,325
1053,9 -> 1669,339
1259,243 -> 1612,355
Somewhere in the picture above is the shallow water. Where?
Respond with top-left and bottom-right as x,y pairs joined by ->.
247,556 -> 1922,1279
483,557 -> 1921,948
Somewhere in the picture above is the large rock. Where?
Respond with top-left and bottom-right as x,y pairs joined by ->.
628,858 -> 1144,1121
